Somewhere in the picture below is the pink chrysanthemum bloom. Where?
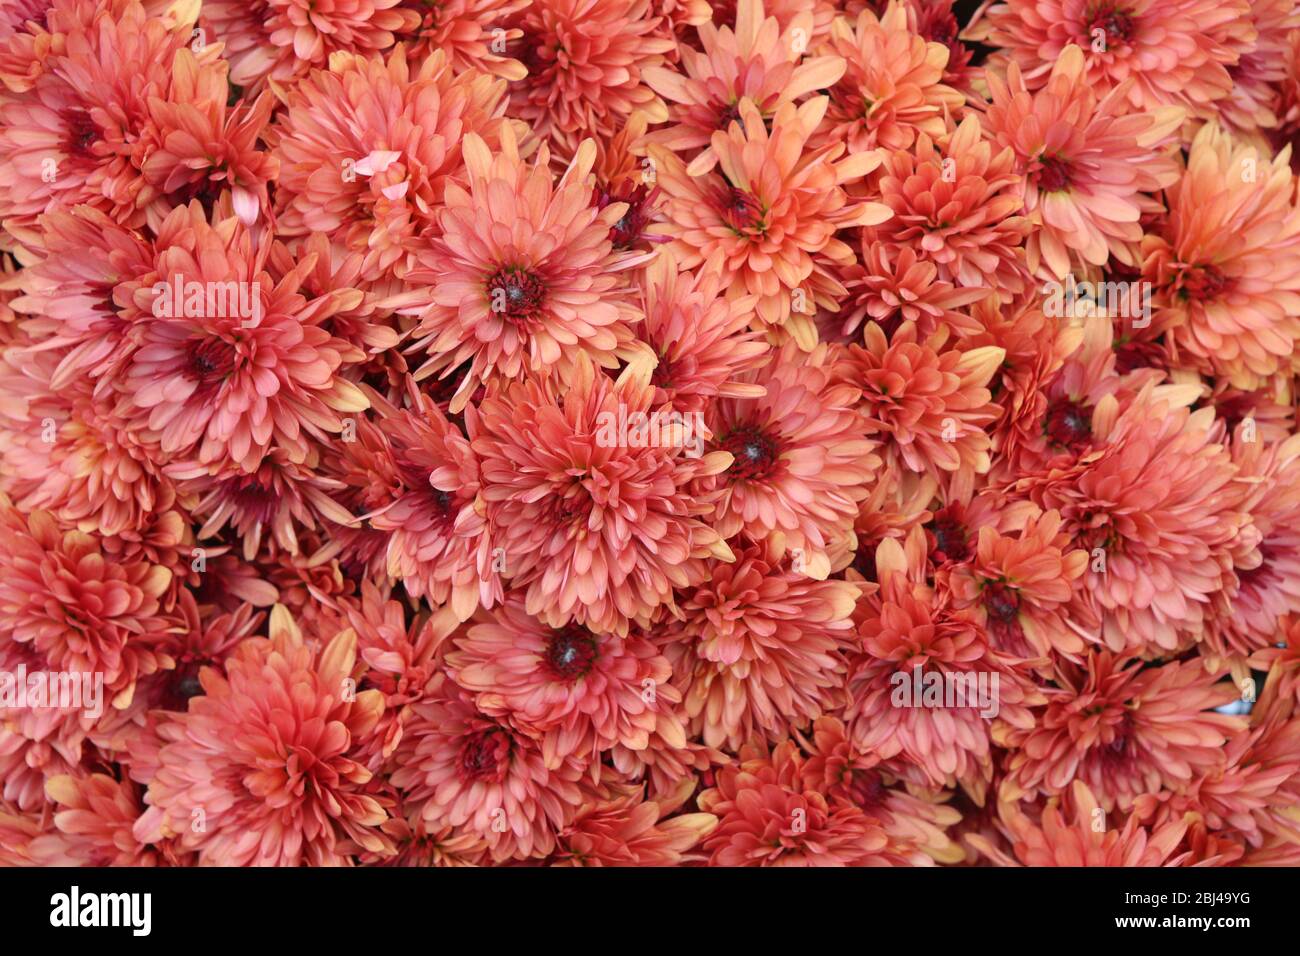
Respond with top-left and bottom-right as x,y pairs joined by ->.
815,2 -> 963,154
699,341 -> 878,579
982,0 -> 1250,117
642,0 -> 845,173
967,781 -> 1195,866
0,497 -> 177,712
134,606 -> 394,865
1142,122 -> 1300,390
635,249 -> 768,413
1204,430 -> 1300,660
361,389 -> 500,621
799,716 -> 966,863
271,46 -> 515,285
1216,0 -> 1300,134
550,779 -> 717,865
8,204 -> 151,388
29,773 -> 163,866
118,203 -> 370,474
199,0 -> 419,88
469,353 -> 733,636
396,126 -> 644,411
139,48 -> 278,228
867,114 -> 1031,297
448,597 -> 684,767
505,0 -> 674,156
0,0 -> 57,94
837,323 -> 1003,502
651,98 -> 890,343
1010,380 -> 1253,654
656,537 -> 859,750
697,738 -> 910,865
0,0 -> 207,249
837,239 -> 990,340
1000,653 -> 1243,812
393,0 -> 529,79
982,45 -> 1184,279
389,674 -> 586,861
948,508 -> 1089,663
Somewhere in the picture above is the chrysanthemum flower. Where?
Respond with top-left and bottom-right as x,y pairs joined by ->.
845,532 -> 1040,794
0,496 -> 177,711
389,673 -> 586,861
982,0 -> 1250,116
837,323 -> 1003,501
967,780 -> 1194,866
396,126 -> 643,411
815,2 -> 963,154
134,606 -> 394,865
1000,653 -> 1243,811
29,773 -> 163,866
199,0 -> 419,88
448,597 -> 684,766
1010,380 -> 1253,654
697,738 -> 908,865
469,353 -> 733,635
635,249 -> 768,413
551,779 -> 717,865
361,389 -> 500,621
982,45 -> 1184,279
1142,121 -> 1300,390
643,0 -> 845,172
394,0 -> 529,80
949,508 -> 1089,662
837,239 -> 990,340
657,537 -> 859,750
867,113 -> 1030,296
505,0 -> 674,155
700,340 -> 878,578
271,46 -> 515,285
118,203 -> 370,474
651,98 -> 889,342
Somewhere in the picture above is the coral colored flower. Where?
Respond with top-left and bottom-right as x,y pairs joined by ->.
816,2 -> 963,153
983,45 -> 1184,279
394,0 -> 529,80
448,596 -> 684,765
983,0 -> 1250,116
135,607 -> 394,865
397,126 -> 643,411
651,98 -> 890,341
1000,653 -> 1243,811
29,773 -> 165,866
657,537 -> 860,750
389,674 -> 586,861
470,353 -> 733,636
551,780 -> 717,865
1142,122 -> 1300,389
119,203 -> 370,474
700,340 -> 879,578
643,0 -> 845,170
837,240 -> 990,340
505,0 -> 674,155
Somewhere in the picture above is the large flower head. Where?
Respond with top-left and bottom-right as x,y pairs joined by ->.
119,203 -> 370,474
651,97 -> 889,343
134,606 -> 393,865
399,125 -> 643,411
983,45 -> 1184,279
469,353 -> 733,635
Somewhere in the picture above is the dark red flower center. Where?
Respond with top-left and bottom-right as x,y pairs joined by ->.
226,473 -> 279,524
61,108 -> 98,161
849,769 -> 889,809
1177,264 -> 1229,301
543,625 -> 599,681
1086,4 -> 1135,43
459,728 -> 509,782
1044,396 -> 1093,451
1036,154 -> 1073,192
718,425 -> 779,481
184,337 -> 236,388
929,511 -> 971,563
485,266 -> 546,323
720,187 -> 765,233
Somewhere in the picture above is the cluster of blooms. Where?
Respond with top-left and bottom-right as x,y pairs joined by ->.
2,0 -> 1300,868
